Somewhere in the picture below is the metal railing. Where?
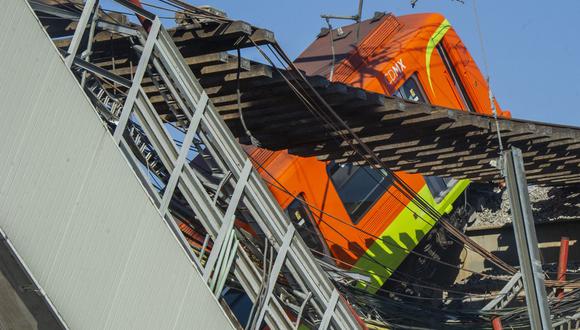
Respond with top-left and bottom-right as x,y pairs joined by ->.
55,1 -> 362,328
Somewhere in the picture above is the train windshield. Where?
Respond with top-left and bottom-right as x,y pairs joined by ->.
394,74 -> 427,103
425,176 -> 456,201
327,163 -> 392,224
436,43 -> 475,112
285,196 -> 329,254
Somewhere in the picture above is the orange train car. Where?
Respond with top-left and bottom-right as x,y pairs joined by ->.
243,12 -> 509,293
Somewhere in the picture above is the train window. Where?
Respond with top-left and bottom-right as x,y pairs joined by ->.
327,162 -> 392,224
285,196 -> 329,254
436,43 -> 476,112
394,74 -> 428,103
425,176 -> 456,201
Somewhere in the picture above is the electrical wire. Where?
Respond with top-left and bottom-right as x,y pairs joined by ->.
157,0 -> 232,23
308,243 -> 508,300
244,39 -> 515,276
101,8 -> 174,20
57,0 -> 125,27
140,1 -> 182,14
253,38 -> 515,274
472,0 -> 504,153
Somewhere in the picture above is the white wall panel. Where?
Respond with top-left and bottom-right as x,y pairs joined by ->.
0,1 -> 234,329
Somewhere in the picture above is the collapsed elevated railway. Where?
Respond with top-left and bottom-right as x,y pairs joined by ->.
1,0 -> 579,329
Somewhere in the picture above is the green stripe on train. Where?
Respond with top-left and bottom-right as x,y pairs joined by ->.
354,179 -> 470,293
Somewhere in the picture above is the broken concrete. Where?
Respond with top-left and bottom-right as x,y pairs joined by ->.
468,186 -> 580,229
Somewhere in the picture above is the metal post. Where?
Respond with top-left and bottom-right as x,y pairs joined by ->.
64,0 -> 98,68
80,0 -> 99,87
354,0 -> 364,42
491,317 -> 503,330
293,292 -> 312,330
203,160 -> 253,282
113,17 -> 161,143
209,229 -> 235,291
254,226 -> 296,329
159,91 -> 209,213
502,147 -> 552,329
199,234 -> 210,261
214,232 -> 239,296
556,236 -> 569,300
319,289 -> 340,330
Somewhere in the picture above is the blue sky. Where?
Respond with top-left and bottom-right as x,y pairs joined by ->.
104,0 -> 580,126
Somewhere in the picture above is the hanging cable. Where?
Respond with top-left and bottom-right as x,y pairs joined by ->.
255,39 -> 515,274
324,18 -> 336,82
473,0 -> 504,155
266,40 -> 516,274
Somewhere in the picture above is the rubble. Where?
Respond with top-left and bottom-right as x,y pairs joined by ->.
467,185 -> 580,228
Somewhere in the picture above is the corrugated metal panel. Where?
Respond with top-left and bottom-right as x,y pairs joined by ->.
0,1 -> 234,329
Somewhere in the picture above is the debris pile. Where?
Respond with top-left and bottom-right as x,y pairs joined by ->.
468,185 -> 580,228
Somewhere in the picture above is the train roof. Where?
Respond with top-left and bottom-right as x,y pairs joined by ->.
294,12 -> 446,78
